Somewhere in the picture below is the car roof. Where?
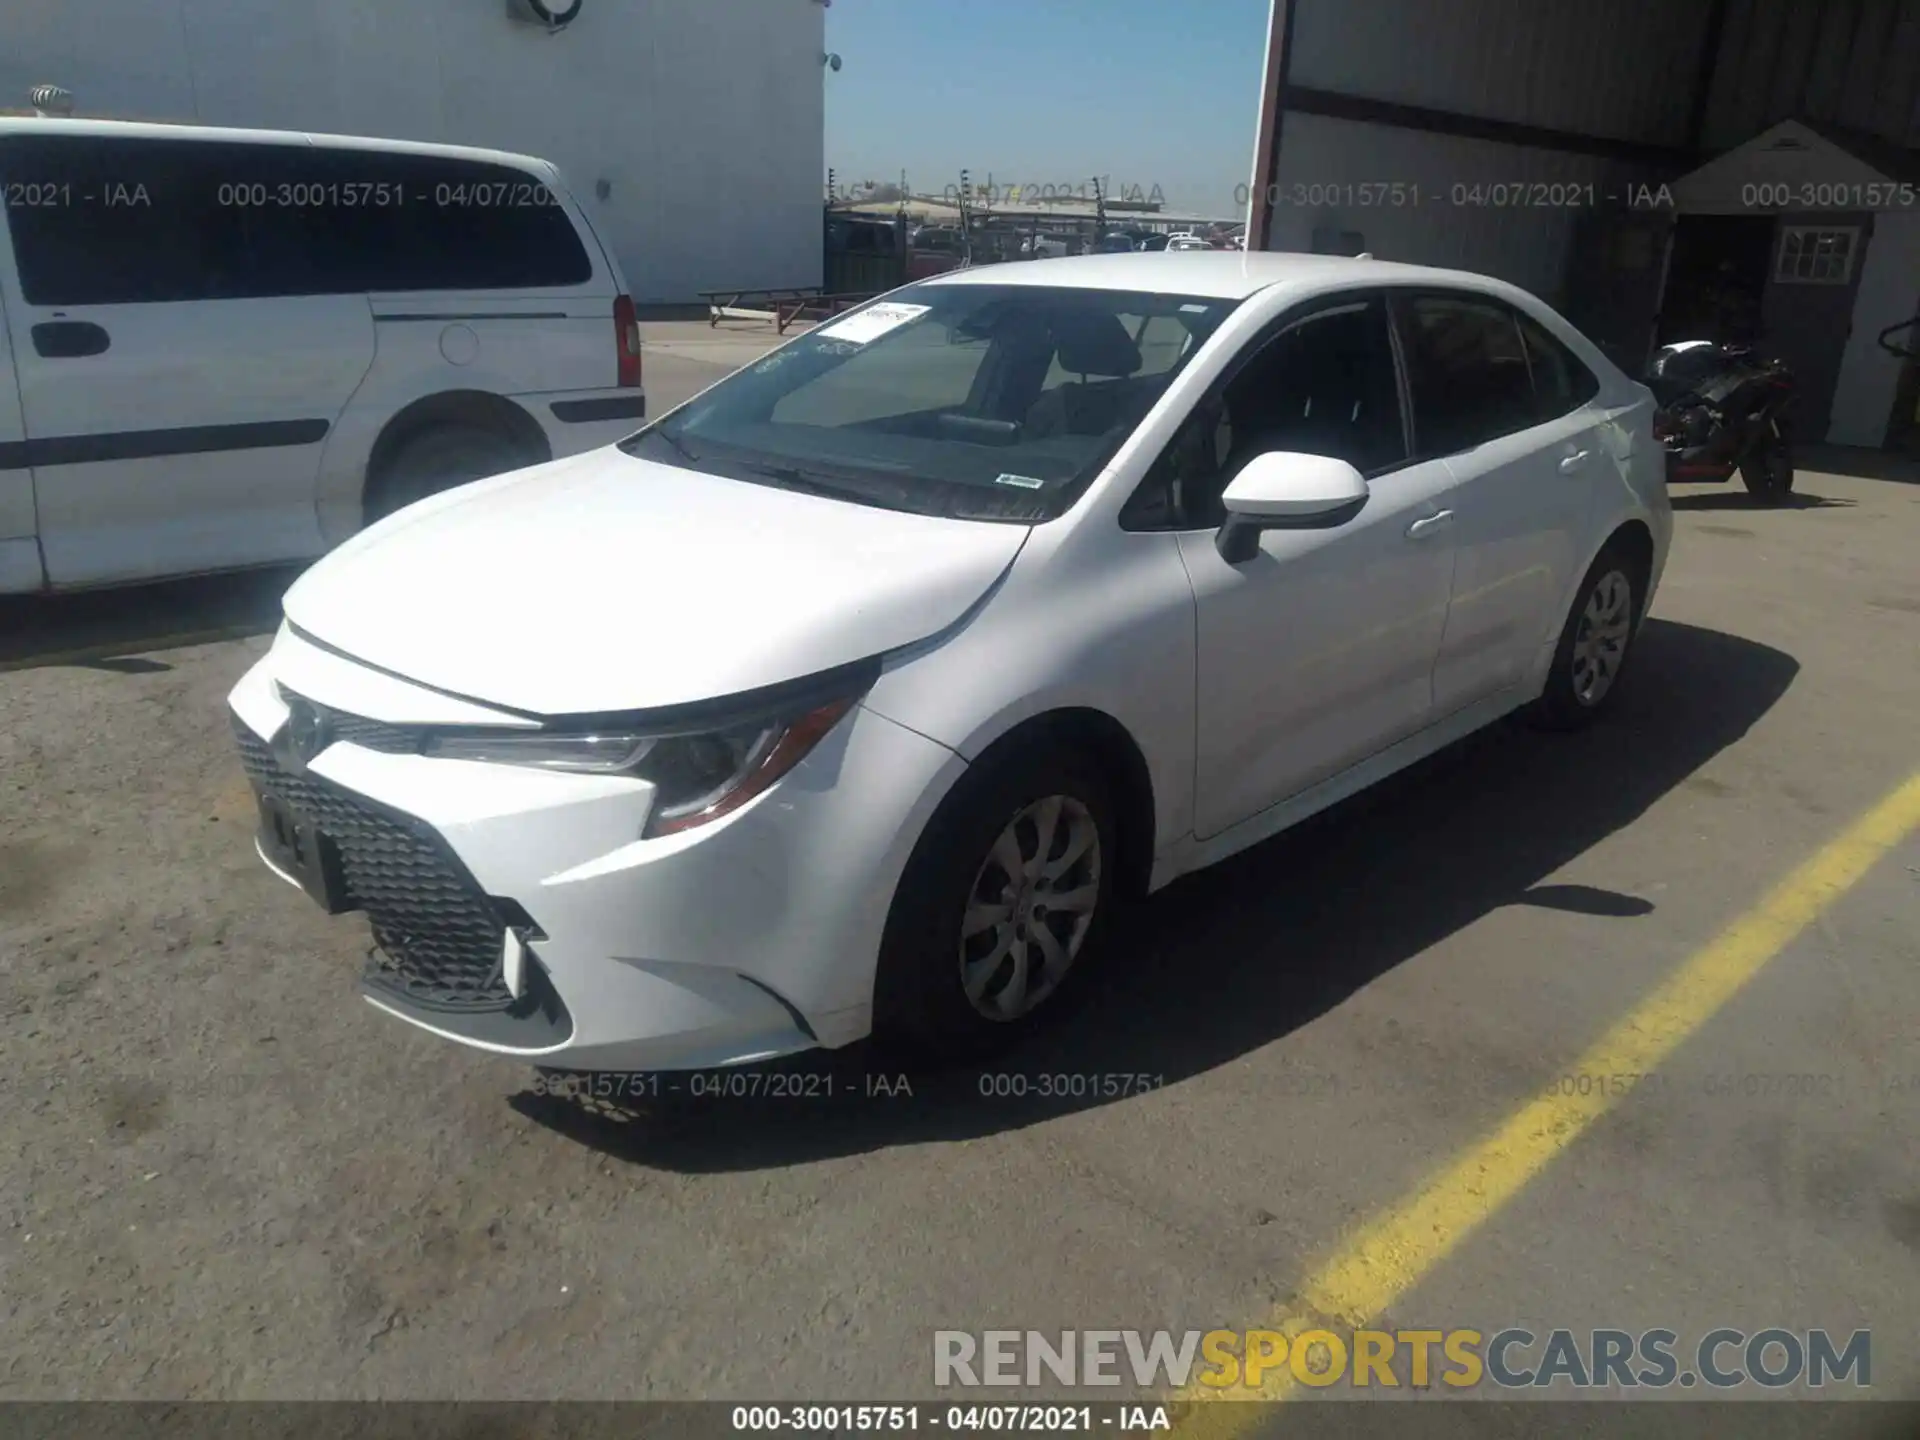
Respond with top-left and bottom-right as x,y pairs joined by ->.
918,250 -> 1503,301
0,116 -> 555,173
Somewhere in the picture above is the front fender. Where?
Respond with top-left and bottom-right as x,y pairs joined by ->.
861,526 -> 1198,867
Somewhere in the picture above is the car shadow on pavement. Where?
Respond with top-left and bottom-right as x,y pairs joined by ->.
1667,489 -> 1856,511
0,564 -> 300,671
510,617 -> 1800,1171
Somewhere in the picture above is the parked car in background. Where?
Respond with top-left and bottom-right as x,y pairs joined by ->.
1136,233 -> 1171,252
230,251 -> 1670,1074
910,226 -> 966,254
831,216 -> 901,255
1166,235 -> 1212,252
0,118 -> 645,595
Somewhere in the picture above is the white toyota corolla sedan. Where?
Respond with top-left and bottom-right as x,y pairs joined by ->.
229,252 -> 1672,1072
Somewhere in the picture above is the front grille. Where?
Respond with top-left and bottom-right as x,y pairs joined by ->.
234,719 -> 515,1012
324,711 -> 423,755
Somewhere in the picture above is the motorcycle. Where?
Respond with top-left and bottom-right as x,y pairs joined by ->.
1645,340 -> 1797,505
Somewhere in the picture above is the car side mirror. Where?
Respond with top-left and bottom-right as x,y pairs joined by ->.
1215,452 -> 1370,562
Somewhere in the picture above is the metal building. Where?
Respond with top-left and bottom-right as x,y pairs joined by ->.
1247,0 -> 1920,449
0,0 -> 827,303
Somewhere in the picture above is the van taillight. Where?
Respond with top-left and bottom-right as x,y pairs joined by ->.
614,294 -> 642,388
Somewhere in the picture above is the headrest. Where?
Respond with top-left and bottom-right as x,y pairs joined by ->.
1051,311 -> 1142,378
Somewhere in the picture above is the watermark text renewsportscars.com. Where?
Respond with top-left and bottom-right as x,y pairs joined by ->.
933,1328 -> 1871,1391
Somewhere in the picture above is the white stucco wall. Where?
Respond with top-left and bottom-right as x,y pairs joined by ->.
0,0 -> 825,302
1830,210 -> 1920,449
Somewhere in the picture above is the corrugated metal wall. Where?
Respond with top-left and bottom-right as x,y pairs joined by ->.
1699,0 -> 1920,151
1288,0 -> 1716,146
1262,113 -> 1637,306
1264,0 -> 1700,299
1257,0 -> 1920,442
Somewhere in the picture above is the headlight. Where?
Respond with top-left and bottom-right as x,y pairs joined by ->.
421,695 -> 860,837
418,731 -> 654,773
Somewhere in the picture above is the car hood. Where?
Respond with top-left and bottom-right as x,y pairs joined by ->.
282,447 -> 1030,716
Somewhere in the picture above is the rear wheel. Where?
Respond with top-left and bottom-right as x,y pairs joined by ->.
1528,544 -> 1645,731
874,742 -> 1118,1063
366,423 -> 533,523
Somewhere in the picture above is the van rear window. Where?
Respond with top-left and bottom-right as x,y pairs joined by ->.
0,134 -> 594,305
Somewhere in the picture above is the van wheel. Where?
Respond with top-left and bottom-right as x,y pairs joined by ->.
873,742 -> 1117,1064
1527,544 -> 1645,731
366,424 -> 531,523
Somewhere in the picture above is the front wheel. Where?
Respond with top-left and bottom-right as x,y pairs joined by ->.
1528,547 -> 1644,731
1739,424 -> 1795,506
873,743 -> 1118,1063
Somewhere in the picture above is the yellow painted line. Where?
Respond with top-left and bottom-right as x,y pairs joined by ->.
0,624 -> 265,674
1175,769 -> 1920,1427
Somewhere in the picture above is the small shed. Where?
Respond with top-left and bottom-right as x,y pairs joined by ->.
1662,119 -> 1920,448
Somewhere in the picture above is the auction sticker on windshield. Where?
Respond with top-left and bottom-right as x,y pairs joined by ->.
819,302 -> 931,345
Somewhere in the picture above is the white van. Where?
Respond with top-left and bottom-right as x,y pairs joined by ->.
0,118 -> 647,594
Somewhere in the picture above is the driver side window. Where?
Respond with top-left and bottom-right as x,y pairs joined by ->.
1122,294 -> 1407,531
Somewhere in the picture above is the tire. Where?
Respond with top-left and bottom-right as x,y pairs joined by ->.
365,423 -> 532,523
1527,543 -> 1646,732
1739,425 -> 1794,506
873,741 -> 1119,1064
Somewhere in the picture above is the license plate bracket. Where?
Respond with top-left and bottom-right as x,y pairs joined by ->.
255,787 -> 350,914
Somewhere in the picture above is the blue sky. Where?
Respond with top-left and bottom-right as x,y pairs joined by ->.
822,0 -> 1271,217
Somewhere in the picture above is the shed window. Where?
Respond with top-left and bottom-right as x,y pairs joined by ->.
1775,226 -> 1859,285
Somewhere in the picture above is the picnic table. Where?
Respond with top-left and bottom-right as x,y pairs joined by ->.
698,287 -> 881,334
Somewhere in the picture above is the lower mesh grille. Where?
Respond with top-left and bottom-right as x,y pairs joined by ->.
234,718 -> 515,1012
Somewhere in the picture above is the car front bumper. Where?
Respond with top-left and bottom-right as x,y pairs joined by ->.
228,628 -> 964,1073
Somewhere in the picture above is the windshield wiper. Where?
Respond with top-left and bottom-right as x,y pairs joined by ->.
622,425 -> 700,466
655,427 -> 701,465
735,461 -> 943,516
737,461 -> 856,499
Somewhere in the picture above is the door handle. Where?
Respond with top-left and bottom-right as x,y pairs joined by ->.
1406,509 -> 1454,539
32,321 -> 111,359
1558,448 -> 1591,474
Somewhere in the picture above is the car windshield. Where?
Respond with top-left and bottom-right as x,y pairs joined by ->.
622,282 -> 1238,522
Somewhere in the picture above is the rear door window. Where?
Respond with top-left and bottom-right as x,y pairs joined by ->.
1394,292 -> 1542,457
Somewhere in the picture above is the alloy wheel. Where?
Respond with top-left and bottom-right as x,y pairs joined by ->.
957,795 -> 1102,1021
1570,569 -> 1634,707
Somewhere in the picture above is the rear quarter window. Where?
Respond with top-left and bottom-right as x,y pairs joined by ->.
1515,311 -> 1602,419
